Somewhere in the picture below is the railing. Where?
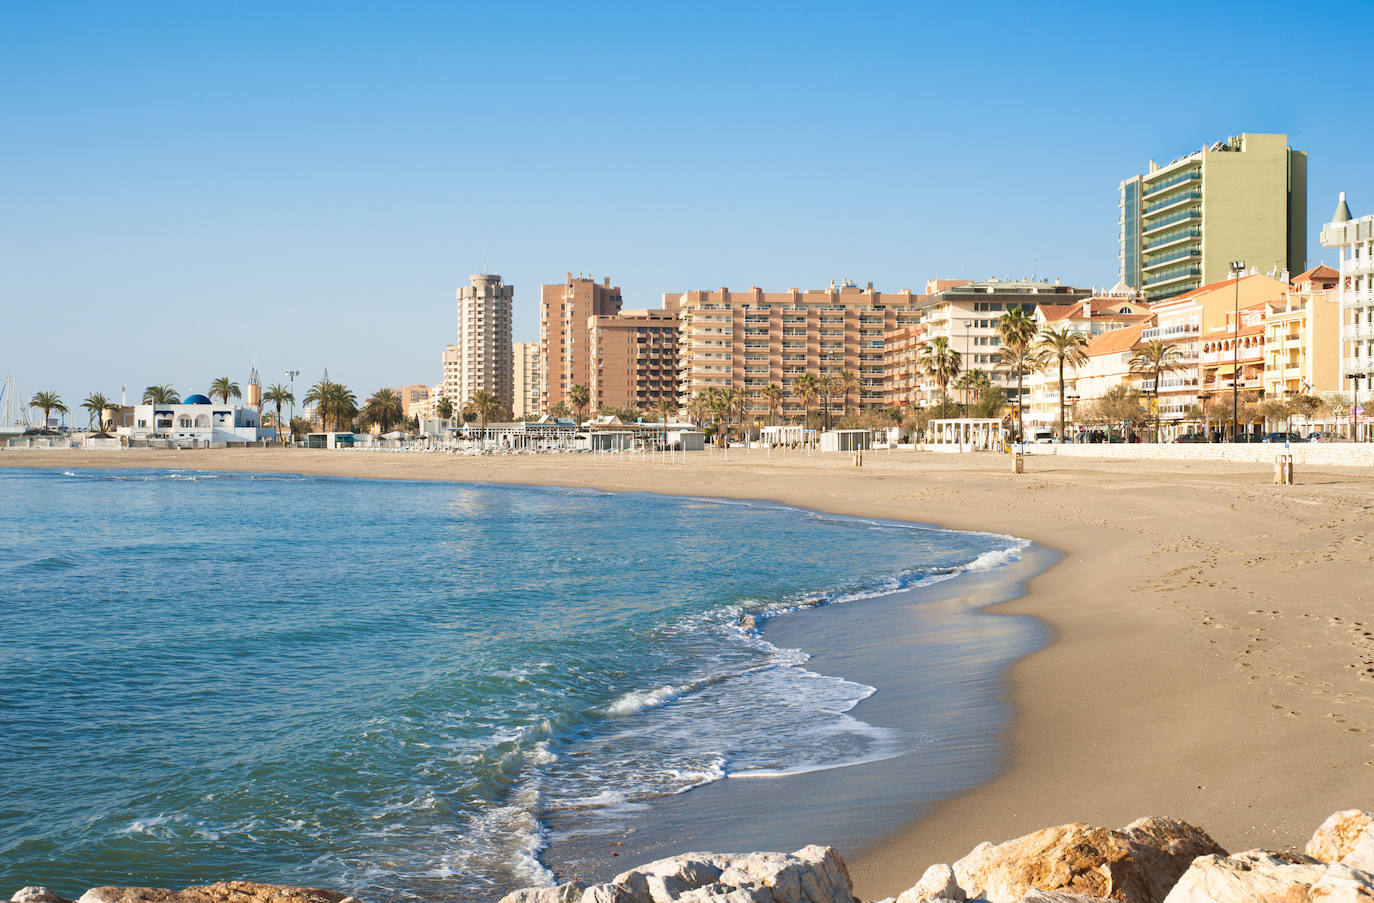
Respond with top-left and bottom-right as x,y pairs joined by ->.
1143,169 -> 1201,198
1142,228 -> 1202,252
1144,265 -> 1202,287
1142,247 -> 1202,270
1342,257 -> 1374,276
1143,190 -> 1202,216
1141,321 -> 1200,340
1346,324 -> 1374,340
1141,209 -> 1202,234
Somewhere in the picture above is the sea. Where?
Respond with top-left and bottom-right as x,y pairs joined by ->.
0,467 -> 1034,902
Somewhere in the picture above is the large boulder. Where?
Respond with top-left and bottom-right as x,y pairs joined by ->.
498,846 -> 852,903
894,864 -> 963,903
11,890 -> 72,903
948,817 -> 1224,903
1309,811 -> 1374,873
1158,849 -> 1374,902
75,884 -> 348,903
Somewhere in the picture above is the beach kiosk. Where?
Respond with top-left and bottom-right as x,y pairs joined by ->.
927,418 -> 1003,452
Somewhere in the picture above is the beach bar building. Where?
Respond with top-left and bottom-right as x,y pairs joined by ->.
926,418 -> 1004,451
123,395 -> 275,446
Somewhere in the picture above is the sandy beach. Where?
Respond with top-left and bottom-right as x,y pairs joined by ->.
6,446 -> 1373,900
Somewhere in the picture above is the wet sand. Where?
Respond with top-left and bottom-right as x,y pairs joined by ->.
6,446 -> 1374,899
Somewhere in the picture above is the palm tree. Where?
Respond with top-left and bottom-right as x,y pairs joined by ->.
997,307 -> 1040,442
81,393 -> 113,432
261,384 -> 295,442
325,382 -> 358,432
463,390 -> 504,443
435,397 -> 455,420
29,391 -> 67,429
837,369 -> 860,418
791,374 -> 819,429
362,388 -> 405,435
818,374 -> 842,429
142,384 -> 180,404
917,337 -> 962,405
1035,326 -> 1091,443
547,400 -> 569,419
209,377 -> 242,405
761,383 -> 784,426
303,378 -> 333,431
1129,339 -> 1185,443
725,386 -> 750,442
568,384 -> 591,424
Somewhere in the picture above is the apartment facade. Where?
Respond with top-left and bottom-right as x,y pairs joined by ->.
540,274 -> 623,411
512,341 -> 541,419
394,384 -> 432,419
1198,304 -> 1267,406
589,308 -> 679,413
1119,133 -> 1306,302
891,279 -> 1093,410
1262,266 -> 1342,400
882,325 -> 927,408
671,280 -> 923,420
441,345 -> 461,404
455,274 -> 514,409
1320,193 -> 1374,388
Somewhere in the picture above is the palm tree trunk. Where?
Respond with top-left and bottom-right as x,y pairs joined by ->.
1058,356 -> 1065,443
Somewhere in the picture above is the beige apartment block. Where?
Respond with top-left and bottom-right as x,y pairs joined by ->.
1119,133 -> 1306,302
1144,271 -> 1289,427
1320,193 -> 1374,387
441,345 -> 461,404
887,278 -> 1093,411
882,325 -> 927,408
1263,266 -> 1342,399
512,341 -> 541,419
1023,323 -> 1148,431
456,274 -> 514,409
1198,303 -> 1267,405
589,308 -> 679,414
394,383 -> 432,419
670,280 -> 924,420
541,274 -> 623,412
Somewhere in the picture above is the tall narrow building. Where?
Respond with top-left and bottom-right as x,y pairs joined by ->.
1321,192 -> 1374,391
455,274 -> 514,409
512,341 -> 542,419
540,274 -> 622,412
1118,133 -> 1306,302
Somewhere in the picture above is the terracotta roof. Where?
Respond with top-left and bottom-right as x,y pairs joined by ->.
1086,323 -> 1146,357
1036,304 -> 1080,322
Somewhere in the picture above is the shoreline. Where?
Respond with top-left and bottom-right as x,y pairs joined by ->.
4,447 -> 1373,900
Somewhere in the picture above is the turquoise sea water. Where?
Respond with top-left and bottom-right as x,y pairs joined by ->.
0,468 -> 1027,902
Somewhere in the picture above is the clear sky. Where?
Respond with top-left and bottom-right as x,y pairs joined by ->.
4,0 -> 1371,414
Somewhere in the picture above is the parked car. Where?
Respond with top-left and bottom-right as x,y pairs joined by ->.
1031,430 -> 1055,444
1307,431 -> 1339,442
1229,434 -> 1264,443
1261,431 -> 1307,443
1173,433 -> 1208,443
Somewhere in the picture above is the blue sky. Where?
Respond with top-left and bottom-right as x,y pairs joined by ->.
3,0 -> 1370,413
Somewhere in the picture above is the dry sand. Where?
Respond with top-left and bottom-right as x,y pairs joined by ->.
5,446 -> 1373,898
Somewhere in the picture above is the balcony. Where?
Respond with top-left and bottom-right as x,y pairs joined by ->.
1143,169 -> 1201,198
1141,321 -> 1200,341
1342,257 -> 1374,276
1142,247 -> 1202,271
1143,265 -> 1202,289
1346,323 -> 1374,341
1141,228 -> 1202,253
1143,190 -> 1202,217
1141,209 -> 1203,235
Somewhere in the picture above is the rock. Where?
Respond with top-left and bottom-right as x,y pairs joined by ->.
503,846 -> 852,903
75,885 -> 348,903
11,889 -> 72,903
1308,866 -> 1374,901
895,864 -> 964,903
1310,811 -> 1374,871
950,818 -> 1224,903
1018,893 -> 1116,902
1160,849 -> 1329,902
738,615 -> 758,630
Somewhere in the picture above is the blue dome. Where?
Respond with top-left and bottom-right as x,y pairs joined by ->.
184,394 -> 212,405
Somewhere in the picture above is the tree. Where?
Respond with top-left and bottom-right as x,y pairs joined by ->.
654,395 -> 677,426
435,397 -> 455,420
289,416 -> 313,440
837,368 -> 860,417
142,384 -> 180,404
362,388 -> 405,434
761,383 -> 784,426
262,384 -> 295,442
1085,385 -> 1143,441
997,307 -> 1040,443
304,378 -> 356,432
81,393 -> 113,432
568,384 -> 591,423
462,390 -> 504,441
1128,339 -> 1185,442
548,400 -> 570,419
725,386 -> 749,442
918,337 -> 962,409
791,374 -> 818,429
28,391 -> 67,429
818,374 -> 841,429
209,377 -> 242,405
303,378 -> 333,430
1035,326 -> 1091,442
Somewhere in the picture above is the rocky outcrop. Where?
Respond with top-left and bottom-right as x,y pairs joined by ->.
1309,810 -> 1374,873
11,889 -> 72,903
946,816 -> 1225,903
496,845 -> 852,903
1158,849 -> 1374,902
893,864 -> 962,903
71,884 -> 349,903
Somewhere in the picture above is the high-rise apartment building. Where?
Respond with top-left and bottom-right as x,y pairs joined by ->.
455,274 -> 514,409
670,280 -> 924,419
540,274 -> 623,412
1118,133 -> 1306,302
589,308 -> 679,413
512,341 -> 541,419
441,345 -> 461,404
1320,193 -> 1374,389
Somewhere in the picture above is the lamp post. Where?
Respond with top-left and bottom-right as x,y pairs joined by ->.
963,320 -> 974,417
1351,373 -> 1367,442
1066,392 -> 1079,442
1229,261 -> 1245,440
285,369 -> 300,444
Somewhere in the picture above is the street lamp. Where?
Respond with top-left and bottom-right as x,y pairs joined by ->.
1066,392 -> 1079,442
963,320 -> 974,417
285,369 -> 300,444
1229,261 -> 1245,440
1350,373 -> 1367,442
